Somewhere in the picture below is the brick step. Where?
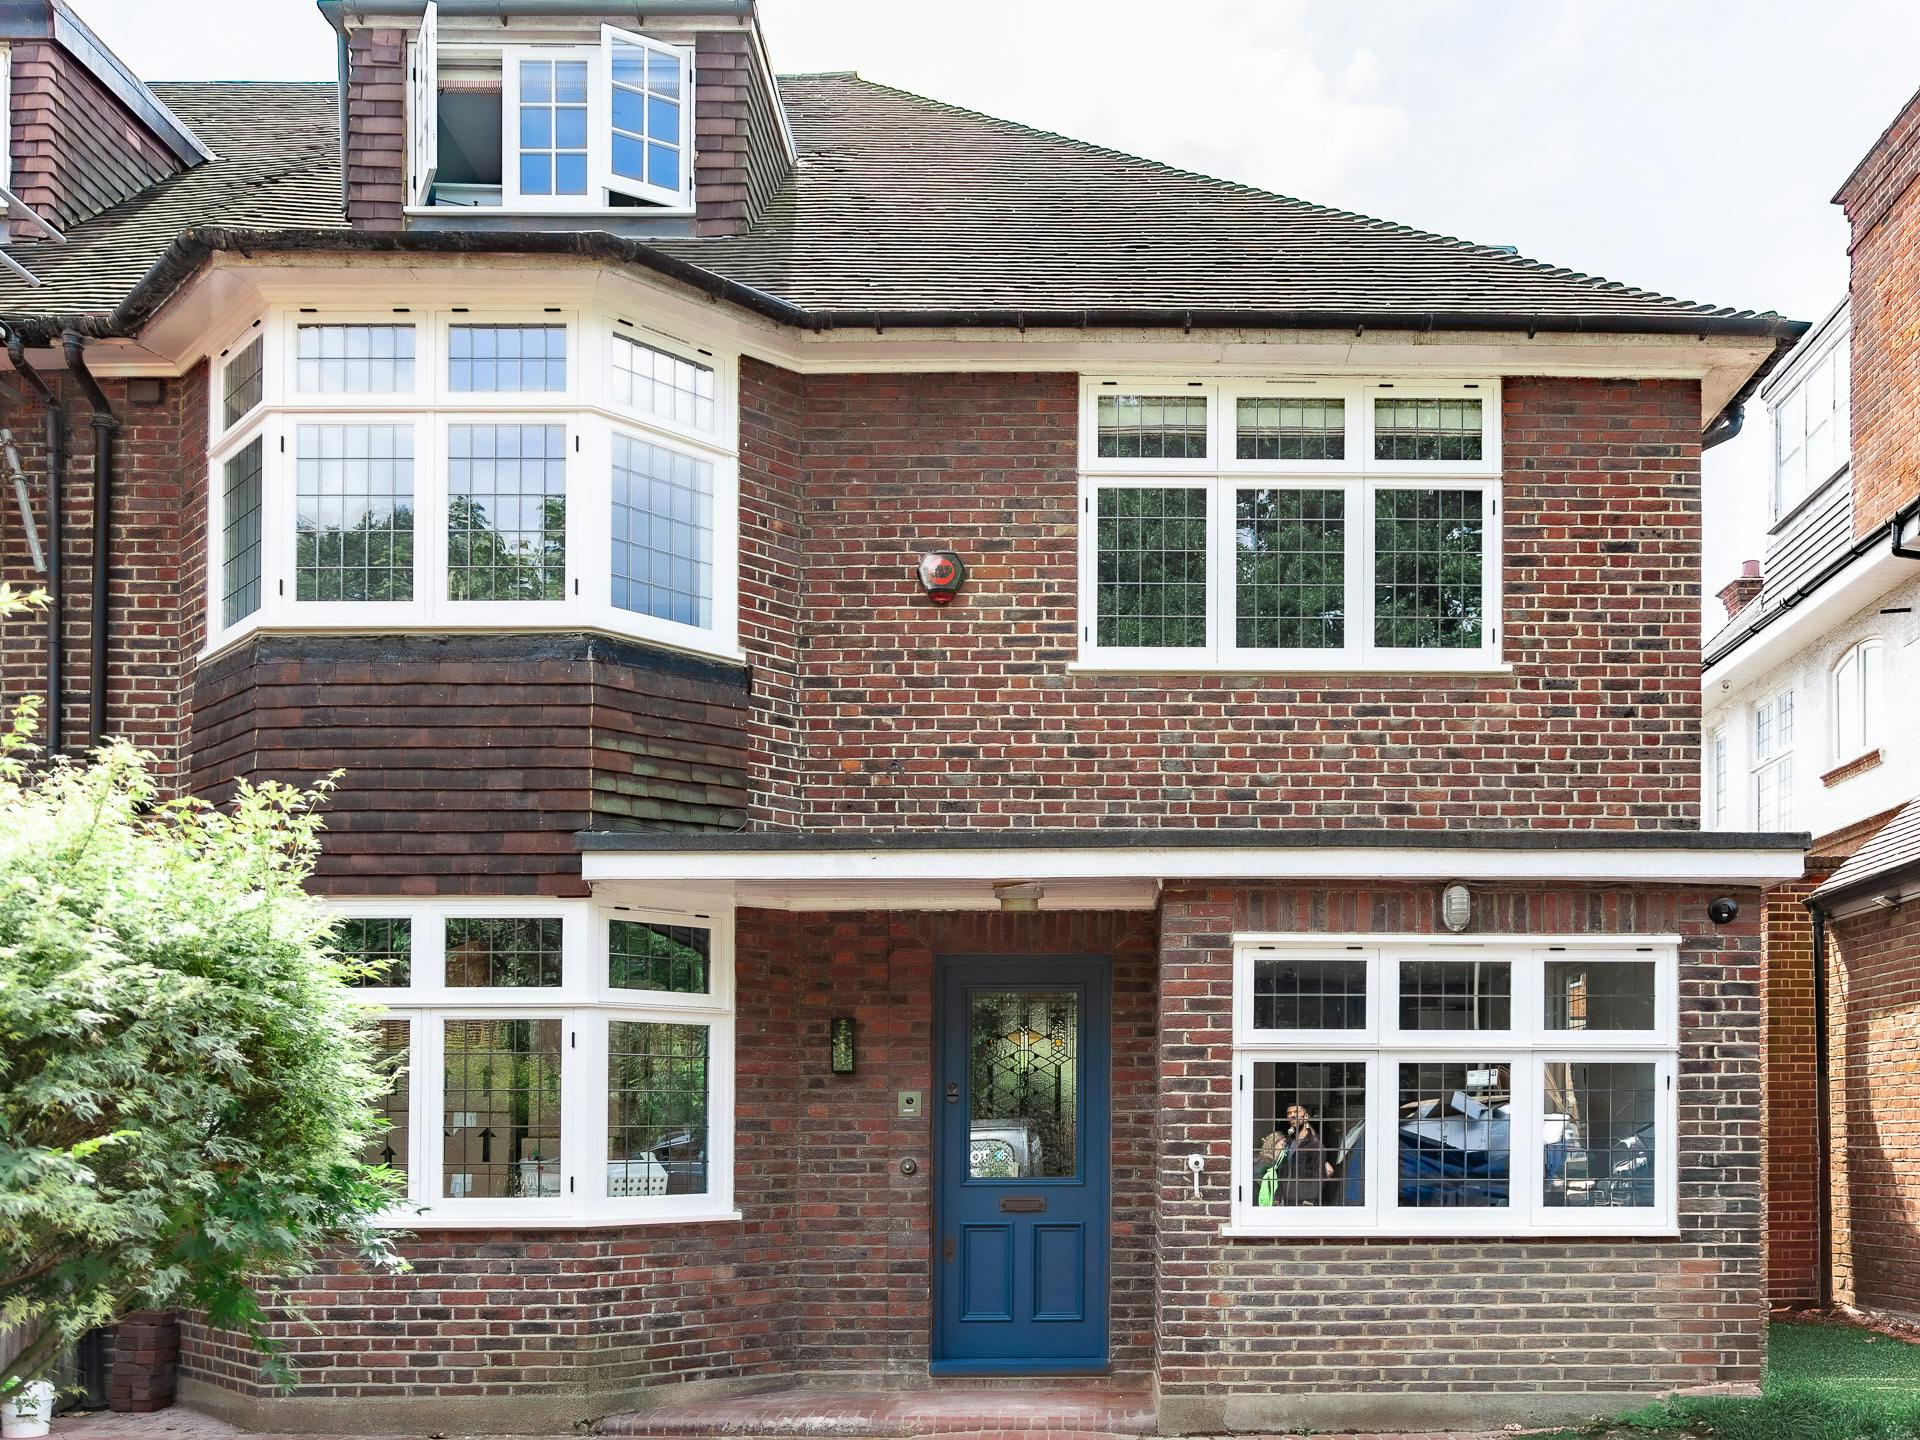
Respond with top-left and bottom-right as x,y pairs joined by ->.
594,1387 -> 1157,1439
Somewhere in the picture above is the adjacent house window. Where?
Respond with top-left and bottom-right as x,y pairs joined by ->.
204,307 -> 737,656
1772,335 -> 1849,521
1831,639 -> 1883,763
1707,727 -> 1729,828
333,899 -> 734,1225
1231,937 -> 1676,1236
411,16 -> 695,212
1753,690 -> 1795,830
1081,380 -> 1500,669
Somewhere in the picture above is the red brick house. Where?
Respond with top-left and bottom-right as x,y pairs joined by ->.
1703,85 -> 1920,1322
0,1 -> 1811,1433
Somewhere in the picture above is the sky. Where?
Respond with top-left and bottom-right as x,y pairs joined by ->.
74,0 -> 1920,620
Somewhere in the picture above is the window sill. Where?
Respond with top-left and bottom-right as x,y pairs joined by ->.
1219,1221 -> 1680,1241
1822,749 -> 1884,787
1068,658 -> 1515,678
404,204 -> 696,220
376,1208 -> 743,1231
199,621 -> 748,672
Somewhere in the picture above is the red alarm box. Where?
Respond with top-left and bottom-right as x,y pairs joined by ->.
917,550 -> 967,604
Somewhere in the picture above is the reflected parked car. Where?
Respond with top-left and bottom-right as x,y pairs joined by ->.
970,1123 -> 1043,1178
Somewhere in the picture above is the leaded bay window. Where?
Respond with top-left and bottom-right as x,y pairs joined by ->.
328,898 -> 735,1225
1081,379 -> 1501,669
205,306 -> 738,657
1231,936 -> 1677,1236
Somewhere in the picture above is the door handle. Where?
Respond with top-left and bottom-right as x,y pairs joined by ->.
999,1196 -> 1046,1213
943,1236 -> 955,1264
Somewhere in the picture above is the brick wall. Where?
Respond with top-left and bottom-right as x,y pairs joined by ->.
345,27 -> 405,229
1763,876 -> 1824,1307
178,908 -> 1158,1429
1155,882 -> 1763,1435
8,40 -> 182,234
1828,901 -> 1920,1319
785,373 -> 1703,830
1836,84 -> 1920,539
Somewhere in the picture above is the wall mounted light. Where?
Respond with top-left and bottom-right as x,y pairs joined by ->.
1441,882 -> 1472,933
830,1016 -> 857,1074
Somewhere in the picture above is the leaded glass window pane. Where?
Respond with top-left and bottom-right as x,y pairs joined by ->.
1095,486 -> 1207,649
365,1018 -> 411,1175
1399,959 -> 1511,1032
1373,489 -> 1484,649
296,325 -> 415,394
295,424 -> 415,603
223,335 -> 263,428
516,59 -> 589,198
1543,1061 -> 1656,1209
608,918 -> 710,996
1235,488 -> 1345,649
446,423 -> 566,601
610,333 -> 714,431
337,916 -> 412,988
1544,961 -> 1656,1032
1252,956 -> 1366,1031
968,989 -> 1077,1180
448,324 -> 567,393
444,916 -> 563,988
611,435 -> 713,628
1236,396 -> 1345,461
441,1017 -> 563,1199
1251,1060 -> 1365,1207
1374,397 -> 1483,462
608,1021 -> 708,1197
1397,1059 -> 1511,1208
1095,394 -> 1208,460
221,438 -> 263,628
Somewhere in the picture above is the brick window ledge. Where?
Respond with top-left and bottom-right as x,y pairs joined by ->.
1822,749 -> 1884,787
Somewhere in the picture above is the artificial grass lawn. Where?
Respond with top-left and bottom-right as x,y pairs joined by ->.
1537,1319 -> 1920,1440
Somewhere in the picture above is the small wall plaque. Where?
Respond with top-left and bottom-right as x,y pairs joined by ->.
830,1016 -> 857,1074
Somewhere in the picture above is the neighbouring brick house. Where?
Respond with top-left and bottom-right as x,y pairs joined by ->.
0,1 -> 1814,1434
1703,86 -> 1920,1322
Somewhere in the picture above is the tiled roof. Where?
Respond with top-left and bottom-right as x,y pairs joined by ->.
0,81 -> 345,318
0,73 -> 1794,338
1814,797 -> 1920,906
648,75 -> 1786,325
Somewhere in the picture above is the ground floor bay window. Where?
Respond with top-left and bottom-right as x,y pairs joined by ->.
329,897 -> 736,1226
1228,935 -> 1678,1236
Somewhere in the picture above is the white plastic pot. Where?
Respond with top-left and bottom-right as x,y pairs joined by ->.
1,1379 -> 55,1439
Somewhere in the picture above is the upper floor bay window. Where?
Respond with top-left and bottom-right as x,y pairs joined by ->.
332,897 -> 734,1227
1079,379 -> 1502,671
1229,936 -> 1678,1237
409,4 -> 693,214
1772,332 -> 1849,523
207,305 -> 738,659
1831,638 -> 1884,763
1753,688 -> 1795,830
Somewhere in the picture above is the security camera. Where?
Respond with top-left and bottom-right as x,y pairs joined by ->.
1708,897 -> 1740,926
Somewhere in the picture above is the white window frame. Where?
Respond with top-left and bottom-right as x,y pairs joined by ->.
1707,726 -> 1728,828
334,896 -> 736,1228
1753,689 -> 1795,830
1228,935 -> 1678,1239
410,21 -> 695,215
1771,334 -> 1850,523
1830,638 -> 1884,764
203,303 -> 741,662
1078,377 -> 1503,673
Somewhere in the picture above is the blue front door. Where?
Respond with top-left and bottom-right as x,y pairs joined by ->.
933,956 -> 1110,1374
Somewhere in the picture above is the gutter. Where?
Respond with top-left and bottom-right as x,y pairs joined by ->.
1702,492 -> 1920,673
62,332 -> 118,749
2,328 -> 64,753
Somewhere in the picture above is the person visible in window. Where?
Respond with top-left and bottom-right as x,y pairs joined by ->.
1256,1103 -> 1334,1205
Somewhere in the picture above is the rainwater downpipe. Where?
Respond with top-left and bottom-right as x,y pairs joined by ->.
6,330 -> 65,754
63,332 -> 119,748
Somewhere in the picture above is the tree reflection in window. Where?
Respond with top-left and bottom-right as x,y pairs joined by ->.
446,423 -> 566,601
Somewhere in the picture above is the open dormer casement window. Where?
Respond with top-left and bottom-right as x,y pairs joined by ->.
410,4 -> 694,213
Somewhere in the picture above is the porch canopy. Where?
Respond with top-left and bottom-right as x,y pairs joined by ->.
577,827 -> 1810,911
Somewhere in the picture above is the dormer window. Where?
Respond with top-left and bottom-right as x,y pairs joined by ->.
411,5 -> 693,214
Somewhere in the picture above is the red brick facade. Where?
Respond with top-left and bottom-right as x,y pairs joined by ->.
1835,84 -> 1920,540
1763,876 -> 1823,1307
